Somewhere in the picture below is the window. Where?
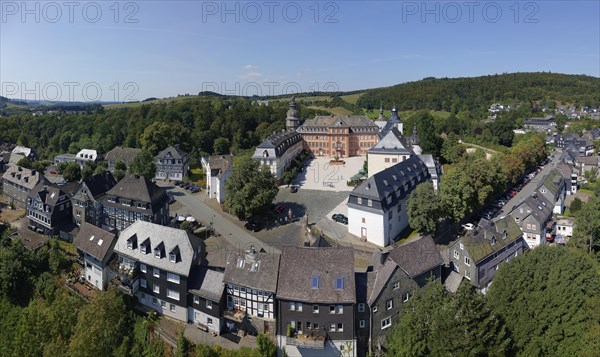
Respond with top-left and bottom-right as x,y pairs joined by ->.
153,268 -> 160,278
161,301 -> 166,309
359,320 -> 365,328
127,240 -> 133,249
464,257 -> 471,266
170,304 -> 176,312
193,296 -> 200,304
336,305 -> 343,314
313,305 -> 319,313
393,281 -> 400,290
313,323 -> 319,330
357,197 -> 362,204
368,199 -> 373,207
140,279 -> 147,288
372,306 -> 378,313
388,211 -> 393,220
140,245 -> 147,254
306,322 -> 312,330
289,302 -> 295,311
329,305 -> 335,314
361,217 -> 365,223
385,158 -> 390,163
386,299 -> 393,310
329,323 -> 336,332
465,270 -> 471,280
206,300 -> 212,309
392,158 -> 397,163
167,273 -> 180,284
358,303 -> 365,312
140,263 -> 146,273
169,253 -> 176,263
453,250 -> 459,259
311,275 -> 319,289
336,277 -> 344,289
403,293 -> 410,302
297,303 -> 303,312
153,284 -> 160,293
152,297 -> 158,305
154,248 -> 161,259
381,317 -> 392,330
337,323 -> 343,332
459,243 -> 464,250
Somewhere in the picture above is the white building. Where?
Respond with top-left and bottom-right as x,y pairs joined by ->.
347,156 -> 439,247
368,128 -> 414,177
75,149 -> 100,167
252,129 -> 303,180
72,223 -> 117,290
201,155 -> 233,203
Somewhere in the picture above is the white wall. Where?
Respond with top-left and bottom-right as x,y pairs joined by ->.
137,291 -> 187,322
84,256 -> 107,290
278,337 -> 356,357
188,307 -> 221,335
348,207 -> 386,246
367,153 -> 411,177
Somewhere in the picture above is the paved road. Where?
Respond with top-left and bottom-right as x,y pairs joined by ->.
496,149 -> 561,218
168,186 -> 281,254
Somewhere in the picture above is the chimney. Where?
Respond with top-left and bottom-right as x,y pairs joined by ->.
31,169 -> 36,176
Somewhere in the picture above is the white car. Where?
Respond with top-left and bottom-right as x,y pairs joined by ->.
461,223 -> 475,231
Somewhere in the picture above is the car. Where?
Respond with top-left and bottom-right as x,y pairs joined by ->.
332,213 -> 348,224
167,193 -> 175,204
461,223 -> 475,231
509,190 -> 518,197
290,185 -> 298,193
274,205 -> 286,213
244,220 -> 262,232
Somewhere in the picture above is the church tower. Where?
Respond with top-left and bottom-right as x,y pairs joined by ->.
286,96 -> 301,130
410,123 -> 422,155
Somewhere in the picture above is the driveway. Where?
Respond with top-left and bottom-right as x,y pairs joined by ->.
291,156 -> 364,192
496,149 -> 561,218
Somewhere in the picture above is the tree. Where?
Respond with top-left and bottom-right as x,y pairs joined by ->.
584,167 -> 598,184
225,157 -> 278,220
16,157 -> 31,169
487,246 -> 600,356
213,137 -> 231,155
407,183 -> 444,234
115,160 -> 127,172
130,150 -> 156,179
62,162 -> 82,182
32,160 -> 50,173
81,161 -> 95,181
440,164 -> 477,221
140,121 -> 183,156
175,331 -> 190,357
491,116 -> 515,146
441,133 -> 465,164
69,288 -> 129,357
571,197 -> 600,253
570,197 -> 583,214
256,333 -> 277,357
412,111 -> 442,157
179,221 -> 193,232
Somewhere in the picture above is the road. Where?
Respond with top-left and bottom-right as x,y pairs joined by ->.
496,148 -> 561,218
167,186 -> 281,255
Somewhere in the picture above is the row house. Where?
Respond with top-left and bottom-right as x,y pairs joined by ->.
2,166 -> 46,207
73,223 -> 118,290
509,193 -> 553,249
113,221 -> 204,322
277,247 -> 356,357
223,246 -> 280,335
347,155 -> 439,247
71,171 -> 117,227
357,237 -> 443,355
554,134 -> 594,156
555,162 -> 578,195
10,146 -> 38,163
155,145 -> 189,182
448,217 -> 525,293
26,183 -> 72,235
101,174 -> 169,232
104,146 -> 142,172
201,155 -> 233,203
537,168 -> 566,214
252,129 -> 304,180
188,266 -> 225,335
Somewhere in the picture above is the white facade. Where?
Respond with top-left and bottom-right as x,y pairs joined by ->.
226,284 -> 275,320
367,153 -> 412,177
188,307 -> 221,335
523,232 -> 543,249
278,337 -> 356,357
137,290 -> 187,322
256,141 -> 303,180
84,254 -> 110,290
347,200 -> 409,247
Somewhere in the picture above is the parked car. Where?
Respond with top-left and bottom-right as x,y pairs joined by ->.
332,213 -> 348,224
274,205 -> 286,213
244,220 -> 263,232
290,185 -> 298,193
461,223 -> 475,231
167,193 -> 175,204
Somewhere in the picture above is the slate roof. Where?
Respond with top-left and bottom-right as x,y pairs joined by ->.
368,127 -> 412,155
576,155 -> 598,166
461,217 -> 522,263
206,155 -> 233,178
253,129 -> 303,159
72,223 -> 117,262
114,221 -> 202,277
224,247 -> 280,293
538,168 -> 564,197
156,145 -> 187,160
29,183 -> 67,206
2,165 -> 45,190
349,155 -> 430,202
276,247 -> 355,304
106,174 -> 167,204
298,115 -> 378,130
188,266 -> 225,302
355,272 -> 368,303
104,147 -> 142,165
368,237 -> 443,305
511,193 -> 553,226
80,171 -> 117,198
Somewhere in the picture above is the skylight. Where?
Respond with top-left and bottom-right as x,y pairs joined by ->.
336,277 -> 344,289
97,239 -> 103,246
89,235 -> 95,241
311,274 -> 319,289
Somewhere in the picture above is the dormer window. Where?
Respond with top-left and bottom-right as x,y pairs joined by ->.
311,274 -> 319,289
502,231 -> 507,240
140,245 -> 147,254
169,252 -> 176,263
127,240 -> 133,250
263,150 -> 269,158
154,248 -> 161,258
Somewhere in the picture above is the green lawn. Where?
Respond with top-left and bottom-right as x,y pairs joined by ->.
394,227 -> 420,246
188,168 -> 205,184
57,239 -> 78,255
340,93 -> 364,105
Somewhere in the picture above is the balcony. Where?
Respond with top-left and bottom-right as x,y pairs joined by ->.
111,264 -> 139,296
224,308 -> 246,323
286,335 -> 325,349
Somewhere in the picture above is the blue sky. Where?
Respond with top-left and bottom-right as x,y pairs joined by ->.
1,1 -> 599,101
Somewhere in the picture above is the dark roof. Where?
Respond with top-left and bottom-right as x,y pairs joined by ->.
29,183 -> 67,206
369,127 -> 412,154
156,145 -> 187,160
388,236 -> 443,278
511,193 -> 553,226
72,223 -> 117,262
460,217 -> 522,263
60,181 -> 80,197
104,147 -> 142,164
355,272 -> 368,303
276,247 -> 355,304
81,171 -> 117,198
206,155 -> 233,178
188,266 -> 225,302
538,168 -> 564,197
223,247 -> 280,293
106,174 -> 167,204
349,155 -> 430,201
367,259 -> 397,305
298,115 -> 378,131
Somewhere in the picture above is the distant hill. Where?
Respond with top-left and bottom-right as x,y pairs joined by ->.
356,72 -> 600,113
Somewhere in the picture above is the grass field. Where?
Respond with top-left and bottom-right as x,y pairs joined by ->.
104,95 -> 204,109
339,93 -> 364,105
307,105 -> 353,116
365,109 -> 451,120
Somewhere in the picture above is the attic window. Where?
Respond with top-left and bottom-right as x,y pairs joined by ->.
502,231 -> 507,240
237,258 -> 245,269
311,274 -> 319,289
140,245 -> 147,254
491,237 -> 496,246
154,247 -> 161,259
89,235 -> 95,241
263,150 -> 269,158
97,239 -> 103,246
169,252 -> 176,263
336,277 -> 344,289
250,261 -> 260,272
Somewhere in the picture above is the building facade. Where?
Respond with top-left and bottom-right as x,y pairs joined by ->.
252,129 -> 304,180
113,221 -> 203,322
367,128 -> 414,177
277,247 -> 356,357
73,223 -> 117,290
509,193 -> 553,248
71,171 -> 117,227
27,183 -> 72,235
2,165 -> 45,207
537,169 -> 566,214
104,146 -> 142,172
102,174 -> 169,232
155,145 -> 189,182
188,266 -> 225,335
201,155 -> 233,203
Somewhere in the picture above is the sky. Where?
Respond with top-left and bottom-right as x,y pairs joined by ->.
1,0 -> 599,102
